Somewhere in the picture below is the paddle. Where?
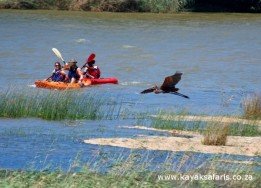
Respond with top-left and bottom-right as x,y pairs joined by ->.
81,53 -> 96,79
45,48 -> 65,81
81,53 -> 96,69
52,48 -> 65,65
46,73 -> 54,81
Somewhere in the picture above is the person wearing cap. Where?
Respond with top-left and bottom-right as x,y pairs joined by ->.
46,62 -> 66,82
66,59 -> 84,84
82,53 -> 101,79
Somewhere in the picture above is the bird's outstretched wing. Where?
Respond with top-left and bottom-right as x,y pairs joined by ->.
140,87 -> 155,94
160,72 -> 182,91
169,91 -> 189,99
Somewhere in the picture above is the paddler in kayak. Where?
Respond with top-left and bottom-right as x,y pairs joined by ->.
82,53 -> 101,79
66,59 -> 84,85
46,62 -> 66,82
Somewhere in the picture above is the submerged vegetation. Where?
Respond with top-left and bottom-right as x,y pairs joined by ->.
0,88 -> 110,120
0,0 -> 260,13
151,111 -> 261,137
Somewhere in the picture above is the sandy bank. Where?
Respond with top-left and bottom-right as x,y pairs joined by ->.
84,126 -> 261,156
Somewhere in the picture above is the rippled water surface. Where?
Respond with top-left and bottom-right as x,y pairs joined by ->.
0,10 -> 260,171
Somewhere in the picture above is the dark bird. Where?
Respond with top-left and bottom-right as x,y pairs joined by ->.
141,72 -> 189,99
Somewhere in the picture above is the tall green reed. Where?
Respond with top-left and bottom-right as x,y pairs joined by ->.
0,151 -> 260,187
0,88 -> 109,120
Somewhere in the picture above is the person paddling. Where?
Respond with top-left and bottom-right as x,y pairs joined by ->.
82,53 -> 101,79
66,59 -> 84,84
46,62 -> 66,82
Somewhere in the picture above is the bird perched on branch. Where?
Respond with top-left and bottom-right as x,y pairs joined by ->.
141,72 -> 189,99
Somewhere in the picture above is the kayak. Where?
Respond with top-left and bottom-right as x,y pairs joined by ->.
35,77 -> 118,90
34,79 -> 90,90
90,77 -> 118,85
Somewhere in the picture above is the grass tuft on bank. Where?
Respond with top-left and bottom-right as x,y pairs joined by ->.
202,123 -> 229,146
242,93 -> 261,120
0,88 -> 108,120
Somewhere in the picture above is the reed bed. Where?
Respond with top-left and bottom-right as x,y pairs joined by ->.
0,152 -> 259,188
0,88 -> 110,120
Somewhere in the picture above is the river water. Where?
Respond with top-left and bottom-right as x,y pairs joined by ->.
0,10 -> 260,171
1,10 -> 261,114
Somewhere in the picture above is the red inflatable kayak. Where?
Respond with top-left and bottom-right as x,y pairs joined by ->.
90,77 -> 118,85
35,77 -> 118,90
